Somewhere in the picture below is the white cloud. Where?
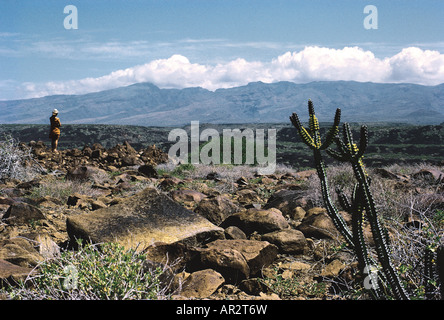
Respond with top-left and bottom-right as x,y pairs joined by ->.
14,46 -> 444,99
388,47 -> 444,84
269,46 -> 390,83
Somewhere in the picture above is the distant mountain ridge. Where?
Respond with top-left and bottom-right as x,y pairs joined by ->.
1,81 -> 443,126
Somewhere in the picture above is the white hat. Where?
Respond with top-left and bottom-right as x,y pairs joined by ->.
52,109 -> 59,114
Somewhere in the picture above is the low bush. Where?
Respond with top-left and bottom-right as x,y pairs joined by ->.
0,136 -> 41,182
2,241 -> 172,300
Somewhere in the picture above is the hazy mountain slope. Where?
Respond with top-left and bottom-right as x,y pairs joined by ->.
1,81 -> 443,126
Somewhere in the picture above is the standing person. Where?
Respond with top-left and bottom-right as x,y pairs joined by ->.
49,109 -> 61,152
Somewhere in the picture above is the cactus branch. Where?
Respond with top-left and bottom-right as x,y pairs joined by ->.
329,122 -> 409,300
290,101 -> 353,247
290,101 -> 411,299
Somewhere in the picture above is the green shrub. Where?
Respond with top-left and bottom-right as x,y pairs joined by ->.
3,241 -> 171,300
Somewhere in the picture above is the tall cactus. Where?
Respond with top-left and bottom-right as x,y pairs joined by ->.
290,101 -> 410,299
290,101 -> 353,247
327,123 -> 409,300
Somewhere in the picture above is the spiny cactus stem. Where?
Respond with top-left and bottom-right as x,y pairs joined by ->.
337,185 -> 386,299
314,149 -> 354,247
320,108 -> 341,150
336,187 -> 351,212
343,123 -> 356,154
352,185 -> 387,298
357,125 -> 369,159
351,162 -> 409,300
290,113 -> 302,132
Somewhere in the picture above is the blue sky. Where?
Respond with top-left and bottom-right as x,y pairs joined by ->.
0,0 -> 443,100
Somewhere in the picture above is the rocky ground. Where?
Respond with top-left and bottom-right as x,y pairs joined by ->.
0,140 -> 443,300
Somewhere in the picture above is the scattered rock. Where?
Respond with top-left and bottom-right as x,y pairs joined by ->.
67,193 -> 89,207
239,278 -> 273,296
206,172 -> 222,181
195,195 -> 240,225
138,164 -> 158,178
412,169 -> 444,183
140,145 -> 169,166
121,155 -> 143,167
236,176 -> 249,186
290,206 -> 307,221
158,176 -> 184,190
321,259 -> 346,278
170,189 -> 207,204
297,208 -> 350,240
224,226 -> 247,240
189,247 -> 250,283
3,138 -> 442,300
144,242 -> 193,271
279,261 -> 311,272
180,269 -> 225,299
261,229 -> 307,254
236,189 -> 261,204
66,165 -> 107,183
221,207 -> 288,235
2,202 -> 45,225
15,179 -> 41,190
374,168 -> 409,182
0,259 -> 36,286
205,239 -> 278,276
33,196 -> 64,209
35,234 -> 60,259
0,238 -> 43,268
294,170 -> 316,180
90,199 -> 107,211
264,189 -> 308,216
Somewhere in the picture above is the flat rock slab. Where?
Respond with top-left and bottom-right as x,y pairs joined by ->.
0,259 -> 36,285
2,202 -> 45,225
66,187 -> 224,251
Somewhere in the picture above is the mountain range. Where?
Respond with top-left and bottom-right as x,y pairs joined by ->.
1,81 -> 443,126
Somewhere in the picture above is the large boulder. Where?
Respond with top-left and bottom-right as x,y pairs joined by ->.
194,195 -> 240,225
204,239 -> 278,276
66,187 -> 224,252
297,207 -> 350,240
261,229 -> 307,254
221,208 -> 288,235
190,247 -> 250,284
